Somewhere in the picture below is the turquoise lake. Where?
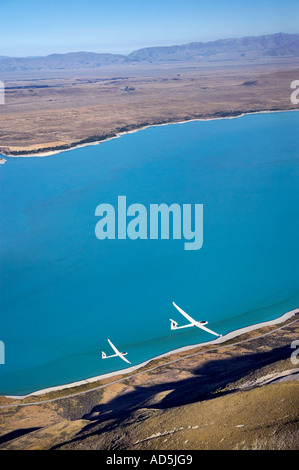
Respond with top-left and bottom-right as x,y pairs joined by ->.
0,111 -> 298,396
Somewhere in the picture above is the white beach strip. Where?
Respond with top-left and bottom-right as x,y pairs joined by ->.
3,307 -> 298,400
3,109 -> 298,159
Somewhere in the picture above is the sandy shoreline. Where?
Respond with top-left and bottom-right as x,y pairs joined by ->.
1,108 -> 298,159
3,307 -> 298,400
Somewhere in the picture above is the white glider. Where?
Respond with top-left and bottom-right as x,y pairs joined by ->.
101,339 -> 131,364
170,302 -> 222,338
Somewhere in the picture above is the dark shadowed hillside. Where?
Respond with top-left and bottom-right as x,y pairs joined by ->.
0,315 -> 298,450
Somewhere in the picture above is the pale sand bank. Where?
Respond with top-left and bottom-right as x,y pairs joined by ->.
4,307 -> 298,400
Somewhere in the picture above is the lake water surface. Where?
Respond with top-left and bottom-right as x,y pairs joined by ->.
0,111 -> 298,395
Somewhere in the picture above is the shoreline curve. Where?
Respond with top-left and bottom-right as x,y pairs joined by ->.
1,108 -> 298,159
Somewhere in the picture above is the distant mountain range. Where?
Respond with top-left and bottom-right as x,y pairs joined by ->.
1,33 -> 298,72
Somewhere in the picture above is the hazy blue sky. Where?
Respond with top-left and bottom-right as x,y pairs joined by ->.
1,0 -> 298,56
